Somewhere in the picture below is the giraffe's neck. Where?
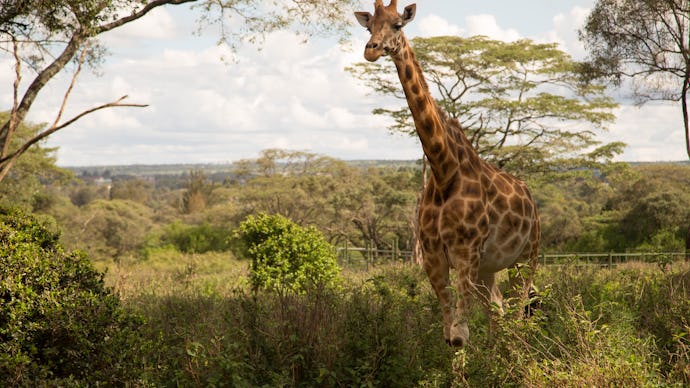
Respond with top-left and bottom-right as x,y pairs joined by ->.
391,36 -> 473,186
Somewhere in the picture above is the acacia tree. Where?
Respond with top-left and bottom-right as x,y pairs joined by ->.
579,0 -> 690,159
347,36 -> 622,174
0,0 -> 358,182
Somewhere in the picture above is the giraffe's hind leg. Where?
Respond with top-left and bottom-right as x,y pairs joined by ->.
477,271 -> 504,339
509,242 -> 540,317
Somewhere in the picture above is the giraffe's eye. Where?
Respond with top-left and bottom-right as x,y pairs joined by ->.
393,23 -> 403,30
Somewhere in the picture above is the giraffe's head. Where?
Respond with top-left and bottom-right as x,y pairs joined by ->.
354,0 -> 416,62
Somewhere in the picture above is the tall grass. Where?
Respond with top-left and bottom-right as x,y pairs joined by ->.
104,255 -> 690,386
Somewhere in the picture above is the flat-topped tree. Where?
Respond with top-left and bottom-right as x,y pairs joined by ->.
347,35 -> 621,175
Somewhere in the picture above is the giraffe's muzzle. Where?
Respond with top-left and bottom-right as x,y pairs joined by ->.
364,41 -> 385,62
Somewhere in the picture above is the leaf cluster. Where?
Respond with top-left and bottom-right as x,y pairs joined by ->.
0,207 -> 145,385
235,212 -> 341,294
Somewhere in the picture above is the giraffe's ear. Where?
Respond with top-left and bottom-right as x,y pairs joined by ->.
401,4 -> 416,25
354,12 -> 372,28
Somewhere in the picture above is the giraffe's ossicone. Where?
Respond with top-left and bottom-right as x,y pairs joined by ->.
355,0 -> 541,348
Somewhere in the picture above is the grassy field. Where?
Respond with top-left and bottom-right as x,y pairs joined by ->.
94,252 -> 690,387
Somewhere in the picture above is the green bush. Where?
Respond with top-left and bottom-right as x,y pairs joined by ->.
235,213 -> 341,294
0,207 -> 145,385
158,220 -> 230,254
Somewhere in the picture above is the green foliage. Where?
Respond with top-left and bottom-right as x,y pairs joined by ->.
603,164 -> 690,251
131,265 -> 452,387
157,220 -> 230,254
68,183 -> 108,206
233,150 -> 420,250
0,112 -> 72,210
113,261 -> 690,386
452,263 -> 690,386
0,207 -> 145,385
109,177 -> 153,203
66,199 -> 154,261
235,213 -> 341,294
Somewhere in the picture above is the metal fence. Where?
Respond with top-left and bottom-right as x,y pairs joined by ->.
336,245 -> 688,270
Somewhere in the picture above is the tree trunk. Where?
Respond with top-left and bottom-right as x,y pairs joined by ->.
682,76 -> 690,160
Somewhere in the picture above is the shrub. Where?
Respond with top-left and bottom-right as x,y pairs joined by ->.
0,207 -> 145,385
235,213 -> 341,294
158,221 -> 230,254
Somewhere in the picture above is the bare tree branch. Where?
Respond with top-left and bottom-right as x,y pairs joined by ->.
52,47 -> 88,129
95,0 -> 198,35
0,96 -> 147,181
0,33 -> 84,152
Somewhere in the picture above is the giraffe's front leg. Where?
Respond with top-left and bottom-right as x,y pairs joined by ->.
449,248 -> 480,348
422,252 -> 453,344
449,277 -> 472,347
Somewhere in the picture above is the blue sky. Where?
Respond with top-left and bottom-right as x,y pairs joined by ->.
1,0 -> 686,166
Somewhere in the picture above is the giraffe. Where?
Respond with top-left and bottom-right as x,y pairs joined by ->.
355,1 -> 541,347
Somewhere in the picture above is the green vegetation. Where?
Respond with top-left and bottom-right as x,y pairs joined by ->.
38,150 -> 688,259
4,1 -> 690,383
0,208 -> 145,385
236,213 -> 341,294
2,160 -> 690,384
1,130 -> 689,384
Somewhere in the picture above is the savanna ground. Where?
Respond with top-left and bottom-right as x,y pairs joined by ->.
103,250 -> 690,387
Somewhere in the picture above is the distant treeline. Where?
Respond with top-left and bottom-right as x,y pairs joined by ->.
66,158 -> 421,180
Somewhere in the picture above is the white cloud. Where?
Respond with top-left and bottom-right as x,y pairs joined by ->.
289,97 -> 329,129
606,103 -> 687,161
0,59 -> 16,108
465,14 -> 521,42
417,14 -> 464,37
31,22 -> 424,165
540,6 -> 590,59
417,13 -> 520,42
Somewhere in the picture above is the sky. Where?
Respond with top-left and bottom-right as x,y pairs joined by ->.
1,0 -> 687,166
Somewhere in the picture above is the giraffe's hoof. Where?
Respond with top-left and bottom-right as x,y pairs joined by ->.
450,337 -> 465,348
449,321 -> 469,348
